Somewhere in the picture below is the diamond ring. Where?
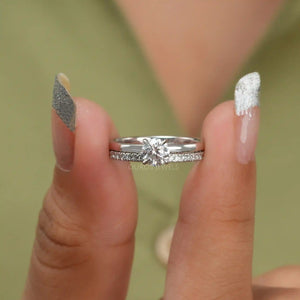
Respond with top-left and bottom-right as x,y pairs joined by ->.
109,136 -> 204,167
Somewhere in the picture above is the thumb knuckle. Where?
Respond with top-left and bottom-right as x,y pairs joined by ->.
34,187 -> 91,270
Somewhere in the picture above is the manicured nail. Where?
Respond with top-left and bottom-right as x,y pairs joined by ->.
52,73 -> 76,171
234,72 -> 261,164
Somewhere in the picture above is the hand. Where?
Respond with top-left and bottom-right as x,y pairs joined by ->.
22,74 -> 300,300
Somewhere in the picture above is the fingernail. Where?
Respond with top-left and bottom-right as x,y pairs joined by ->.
234,72 -> 261,164
52,73 -> 76,171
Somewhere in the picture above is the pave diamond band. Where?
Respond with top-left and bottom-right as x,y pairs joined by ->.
110,150 -> 204,163
109,136 -> 204,166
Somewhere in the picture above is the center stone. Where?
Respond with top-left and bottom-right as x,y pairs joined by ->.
141,138 -> 170,166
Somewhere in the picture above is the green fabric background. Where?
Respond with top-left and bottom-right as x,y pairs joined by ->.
1,1 -> 300,299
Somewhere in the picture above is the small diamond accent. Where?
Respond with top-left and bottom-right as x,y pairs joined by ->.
110,150 -> 204,165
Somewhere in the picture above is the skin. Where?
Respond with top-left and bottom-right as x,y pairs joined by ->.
22,1 -> 300,299
116,0 -> 285,135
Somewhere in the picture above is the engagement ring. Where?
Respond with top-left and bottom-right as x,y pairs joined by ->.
109,136 -> 204,166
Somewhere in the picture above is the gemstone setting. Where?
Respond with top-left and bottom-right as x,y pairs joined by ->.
141,138 -> 170,166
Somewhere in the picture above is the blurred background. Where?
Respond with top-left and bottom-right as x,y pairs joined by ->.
1,1 -> 300,299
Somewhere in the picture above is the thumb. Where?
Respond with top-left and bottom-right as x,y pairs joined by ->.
22,74 -> 137,300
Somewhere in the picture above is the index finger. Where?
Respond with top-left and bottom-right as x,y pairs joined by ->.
164,73 -> 260,300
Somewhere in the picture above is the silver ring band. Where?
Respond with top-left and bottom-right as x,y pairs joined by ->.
109,136 -> 204,166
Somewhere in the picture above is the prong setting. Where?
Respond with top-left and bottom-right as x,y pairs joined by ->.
141,138 -> 170,166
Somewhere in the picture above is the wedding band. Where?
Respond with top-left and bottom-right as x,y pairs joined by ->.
109,136 -> 204,166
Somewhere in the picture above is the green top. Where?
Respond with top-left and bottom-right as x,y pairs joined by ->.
1,1 -> 300,299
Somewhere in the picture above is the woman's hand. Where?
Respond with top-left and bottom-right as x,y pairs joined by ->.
22,74 -> 300,300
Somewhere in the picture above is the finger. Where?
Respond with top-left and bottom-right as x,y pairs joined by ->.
164,73 -> 260,300
253,285 -> 300,300
253,265 -> 300,288
22,74 -> 137,300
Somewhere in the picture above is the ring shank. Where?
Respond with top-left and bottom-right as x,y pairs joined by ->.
110,136 -> 202,152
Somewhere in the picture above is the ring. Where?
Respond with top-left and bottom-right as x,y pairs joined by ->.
109,136 -> 204,166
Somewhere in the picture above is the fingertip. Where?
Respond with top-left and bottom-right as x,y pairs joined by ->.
51,96 -> 123,199
182,99 -> 256,216
64,97 -> 136,218
201,100 -> 236,163
72,97 -> 116,173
